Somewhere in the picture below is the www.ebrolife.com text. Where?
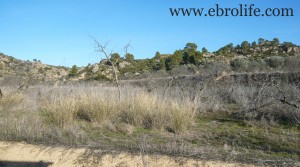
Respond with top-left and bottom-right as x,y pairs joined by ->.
170,4 -> 294,17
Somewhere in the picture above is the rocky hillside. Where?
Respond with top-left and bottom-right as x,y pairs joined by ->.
1,38 -> 300,85
0,53 -> 69,85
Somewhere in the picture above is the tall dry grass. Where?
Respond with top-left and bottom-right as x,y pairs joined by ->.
0,84 -> 198,144
39,85 -> 197,132
0,78 -> 298,146
0,91 -> 25,111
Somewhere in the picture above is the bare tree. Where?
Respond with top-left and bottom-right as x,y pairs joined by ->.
91,36 -> 130,101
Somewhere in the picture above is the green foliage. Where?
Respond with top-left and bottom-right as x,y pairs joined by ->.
241,41 -> 250,53
154,51 -> 161,59
217,43 -> 234,55
165,58 -> 177,71
93,74 -> 110,81
125,53 -> 134,63
110,53 -> 121,62
69,65 -> 78,77
151,58 -> 166,71
258,38 -> 265,45
134,59 -> 151,72
273,38 -> 280,45
180,43 -> 203,65
184,43 -> 198,51
202,47 -> 208,54
158,58 -> 166,70
183,50 -> 202,65
119,65 -> 137,75
166,51 -> 183,70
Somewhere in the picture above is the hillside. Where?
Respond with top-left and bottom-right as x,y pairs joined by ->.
1,38 -> 300,85
72,38 -> 300,81
0,38 -> 300,166
0,53 -> 69,85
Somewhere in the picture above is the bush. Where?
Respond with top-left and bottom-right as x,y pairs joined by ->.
247,59 -> 267,72
69,65 -> 78,77
93,74 -> 110,81
284,56 -> 300,72
236,83 -> 300,125
202,61 -> 229,76
230,58 -> 248,72
265,56 -> 284,69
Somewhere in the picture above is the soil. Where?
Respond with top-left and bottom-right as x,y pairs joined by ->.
0,141 -> 261,167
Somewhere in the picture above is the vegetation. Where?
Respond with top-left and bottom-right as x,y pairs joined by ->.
1,38 -> 299,83
0,74 -> 299,165
68,65 -> 78,77
0,38 -> 300,165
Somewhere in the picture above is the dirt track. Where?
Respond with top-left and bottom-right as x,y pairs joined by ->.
0,141 -> 259,167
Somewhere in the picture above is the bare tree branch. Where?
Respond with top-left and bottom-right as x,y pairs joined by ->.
275,85 -> 299,109
124,41 -> 131,55
90,36 -> 131,102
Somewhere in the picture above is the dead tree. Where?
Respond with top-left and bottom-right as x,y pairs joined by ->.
91,36 -> 130,102
275,85 -> 300,109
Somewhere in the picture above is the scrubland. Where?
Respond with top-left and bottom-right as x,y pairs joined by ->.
0,73 -> 299,166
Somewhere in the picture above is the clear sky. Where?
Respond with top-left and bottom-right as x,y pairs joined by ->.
1,0 -> 299,67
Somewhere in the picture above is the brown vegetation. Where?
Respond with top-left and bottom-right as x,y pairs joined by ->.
0,72 -> 299,166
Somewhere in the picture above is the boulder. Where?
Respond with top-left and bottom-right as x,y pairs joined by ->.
92,64 -> 99,73
118,61 -> 131,69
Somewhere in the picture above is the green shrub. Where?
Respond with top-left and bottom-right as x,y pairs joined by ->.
69,65 -> 78,77
93,74 -> 109,81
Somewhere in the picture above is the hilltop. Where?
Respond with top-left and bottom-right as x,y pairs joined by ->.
1,38 -> 300,85
73,38 -> 300,81
0,53 -> 69,85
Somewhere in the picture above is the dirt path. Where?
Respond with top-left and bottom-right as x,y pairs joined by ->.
0,141 -> 258,167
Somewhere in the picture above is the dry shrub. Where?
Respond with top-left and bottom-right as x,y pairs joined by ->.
236,83 -> 300,125
284,55 -> 300,72
119,92 -> 195,132
0,92 -> 25,111
0,114 -> 47,142
40,85 -> 196,133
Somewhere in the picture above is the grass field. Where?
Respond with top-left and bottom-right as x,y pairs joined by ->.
0,76 -> 299,166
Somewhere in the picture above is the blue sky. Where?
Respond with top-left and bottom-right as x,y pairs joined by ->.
0,0 -> 299,67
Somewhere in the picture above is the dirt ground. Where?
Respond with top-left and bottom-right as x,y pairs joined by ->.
0,141 -> 260,167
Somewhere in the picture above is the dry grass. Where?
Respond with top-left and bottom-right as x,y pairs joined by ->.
0,91 -> 25,111
0,79 -> 299,165
38,85 -> 196,132
0,84 -> 197,145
